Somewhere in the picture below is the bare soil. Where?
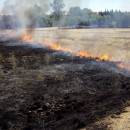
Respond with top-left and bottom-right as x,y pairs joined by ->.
84,107 -> 130,130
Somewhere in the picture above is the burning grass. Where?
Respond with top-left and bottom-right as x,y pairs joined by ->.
0,28 -> 130,129
20,29 -> 130,71
0,43 -> 129,130
21,30 -> 34,43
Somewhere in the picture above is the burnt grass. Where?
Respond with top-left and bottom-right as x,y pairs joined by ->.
0,42 -> 130,130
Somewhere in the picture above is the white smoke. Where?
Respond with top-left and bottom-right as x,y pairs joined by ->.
1,0 -> 51,29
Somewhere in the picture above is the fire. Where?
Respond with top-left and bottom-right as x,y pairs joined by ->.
20,34 -> 130,71
76,50 -> 111,61
100,53 -> 109,61
76,50 -> 88,58
43,38 -> 73,52
118,62 -> 130,70
21,30 -> 34,43
41,39 -> 130,70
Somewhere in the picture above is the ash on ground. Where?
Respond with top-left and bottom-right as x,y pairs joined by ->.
0,43 -> 130,130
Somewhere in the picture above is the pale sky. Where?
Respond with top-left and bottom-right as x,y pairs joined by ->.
64,0 -> 130,12
0,0 -> 130,12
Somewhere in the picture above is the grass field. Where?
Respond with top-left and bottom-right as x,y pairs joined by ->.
32,28 -> 130,62
0,28 -> 130,129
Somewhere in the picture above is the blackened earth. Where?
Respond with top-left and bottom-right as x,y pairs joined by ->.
0,43 -> 130,130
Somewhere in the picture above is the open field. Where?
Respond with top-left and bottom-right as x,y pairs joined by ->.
0,28 -> 130,129
32,28 -> 130,62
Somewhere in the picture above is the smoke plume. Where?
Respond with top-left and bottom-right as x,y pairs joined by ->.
1,0 -> 51,30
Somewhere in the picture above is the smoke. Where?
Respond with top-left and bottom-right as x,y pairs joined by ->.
1,0 -> 51,30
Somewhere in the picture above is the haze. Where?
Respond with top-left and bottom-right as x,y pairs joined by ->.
0,0 -> 130,12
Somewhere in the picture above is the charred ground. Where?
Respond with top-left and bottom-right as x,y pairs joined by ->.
0,42 -> 130,130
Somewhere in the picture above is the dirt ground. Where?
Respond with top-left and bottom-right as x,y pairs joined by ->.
83,106 -> 130,130
0,28 -> 130,130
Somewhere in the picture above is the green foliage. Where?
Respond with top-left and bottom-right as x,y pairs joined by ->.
1,5 -> 130,29
51,0 -> 65,20
51,0 -> 65,13
111,21 -> 116,28
68,7 -> 83,16
50,0 -> 65,28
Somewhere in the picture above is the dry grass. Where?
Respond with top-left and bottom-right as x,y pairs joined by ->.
0,28 -> 130,130
32,28 -> 130,62
9,53 -> 18,70
83,106 -> 130,130
0,53 -> 2,62
44,53 -> 52,65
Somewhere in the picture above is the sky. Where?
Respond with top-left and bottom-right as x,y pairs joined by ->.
64,0 -> 130,12
0,0 -> 130,12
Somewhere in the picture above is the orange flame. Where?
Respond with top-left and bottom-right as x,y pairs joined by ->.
76,50 -> 88,58
43,39 -> 73,52
100,53 -> 109,61
42,39 -> 130,70
20,34 -> 130,71
21,31 -> 34,43
118,62 -> 130,70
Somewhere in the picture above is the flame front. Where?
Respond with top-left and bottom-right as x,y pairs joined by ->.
42,39 -> 130,71
118,62 -> 130,70
100,54 -> 109,61
76,50 -> 88,58
43,38 -> 73,52
21,31 -> 34,43
20,33 -> 130,71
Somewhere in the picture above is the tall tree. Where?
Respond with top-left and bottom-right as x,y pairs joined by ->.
51,0 -> 65,13
51,0 -> 65,28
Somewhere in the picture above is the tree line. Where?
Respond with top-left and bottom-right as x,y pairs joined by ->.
0,0 -> 130,29
43,7 -> 130,28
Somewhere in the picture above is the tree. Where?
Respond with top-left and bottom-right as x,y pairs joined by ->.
82,8 -> 92,15
67,7 -> 90,28
111,21 -> 116,29
51,0 -> 65,20
68,7 -> 83,16
51,0 -> 65,14
51,0 -> 65,28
